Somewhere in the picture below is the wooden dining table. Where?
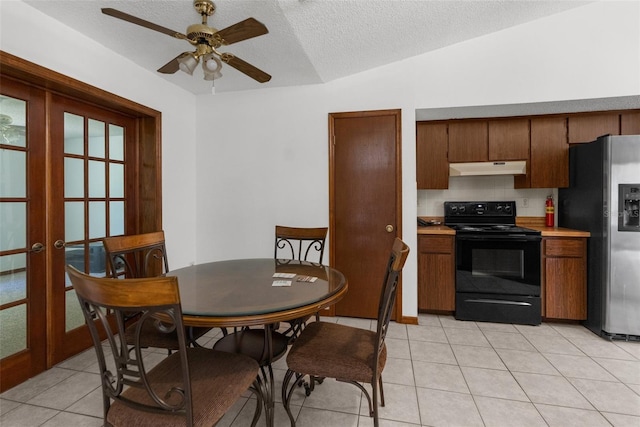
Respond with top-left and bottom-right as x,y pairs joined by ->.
166,258 -> 348,426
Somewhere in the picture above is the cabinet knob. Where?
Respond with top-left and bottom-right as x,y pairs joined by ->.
386,224 -> 394,233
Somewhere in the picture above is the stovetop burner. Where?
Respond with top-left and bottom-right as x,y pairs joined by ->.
444,201 -> 541,236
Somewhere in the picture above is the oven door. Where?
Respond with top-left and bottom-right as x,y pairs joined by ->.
455,234 -> 541,296
454,234 -> 542,325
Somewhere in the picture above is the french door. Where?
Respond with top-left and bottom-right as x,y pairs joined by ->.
0,80 -> 47,391
0,78 -> 137,389
48,94 -> 137,364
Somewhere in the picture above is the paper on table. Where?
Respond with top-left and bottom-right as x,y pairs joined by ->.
272,280 -> 292,287
273,273 -> 296,278
296,276 -> 317,282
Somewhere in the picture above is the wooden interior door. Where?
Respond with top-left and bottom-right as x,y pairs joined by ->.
329,110 -> 402,319
0,79 -> 48,391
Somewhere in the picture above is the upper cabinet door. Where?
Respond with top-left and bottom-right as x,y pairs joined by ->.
530,116 -> 568,188
568,112 -> 620,143
488,119 -> 530,161
621,111 -> 640,135
448,121 -> 488,162
416,122 -> 449,189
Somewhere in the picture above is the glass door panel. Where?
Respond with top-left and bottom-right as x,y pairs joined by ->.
0,253 -> 27,358
1,95 -> 30,359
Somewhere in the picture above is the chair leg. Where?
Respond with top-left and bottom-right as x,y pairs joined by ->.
302,375 -> 324,396
372,379 -> 379,427
186,326 -> 202,348
378,375 -> 385,407
281,369 -> 298,427
249,378 -> 264,427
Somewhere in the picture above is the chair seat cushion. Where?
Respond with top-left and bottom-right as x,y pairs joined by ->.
213,328 -> 289,366
286,321 -> 386,384
107,348 -> 258,427
125,319 -> 210,350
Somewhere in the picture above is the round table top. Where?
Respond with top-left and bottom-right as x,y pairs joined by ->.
167,258 -> 347,327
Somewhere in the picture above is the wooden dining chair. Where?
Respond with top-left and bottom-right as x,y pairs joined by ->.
274,226 -> 328,262
103,231 -> 211,350
281,237 -> 410,427
274,225 -> 328,340
66,265 -> 261,427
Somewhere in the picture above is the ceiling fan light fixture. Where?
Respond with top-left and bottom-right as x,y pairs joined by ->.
177,53 -> 199,75
204,54 -> 222,72
202,54 -> 222,80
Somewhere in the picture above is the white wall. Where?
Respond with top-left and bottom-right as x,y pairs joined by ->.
195,1 -> 640,319
0,1 -> 199,268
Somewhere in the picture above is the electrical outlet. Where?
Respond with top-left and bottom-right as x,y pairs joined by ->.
523,198 -> 529,208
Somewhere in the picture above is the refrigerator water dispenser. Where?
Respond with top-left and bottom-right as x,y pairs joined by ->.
619,184 -> 640,231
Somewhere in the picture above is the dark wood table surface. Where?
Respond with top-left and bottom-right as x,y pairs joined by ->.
167,258 -> 348,328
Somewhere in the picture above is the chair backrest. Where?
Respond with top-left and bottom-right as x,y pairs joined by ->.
374,237 -> 410,367
103,231 -> 169,279
66,265 -> 194,424
274,226 -> 328,263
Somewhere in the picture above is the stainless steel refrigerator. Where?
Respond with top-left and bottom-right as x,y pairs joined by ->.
559,135 -> 640,340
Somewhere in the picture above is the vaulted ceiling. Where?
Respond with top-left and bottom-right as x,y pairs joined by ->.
25,0 -> 592,95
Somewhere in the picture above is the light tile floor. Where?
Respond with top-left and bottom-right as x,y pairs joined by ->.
1,314 -> 639,427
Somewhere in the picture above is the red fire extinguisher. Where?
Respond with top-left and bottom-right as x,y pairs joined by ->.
546,195 -> 555,227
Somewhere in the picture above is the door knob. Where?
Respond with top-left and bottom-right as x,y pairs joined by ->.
386,224 -> 394,233
30,242 -> 45,253
54,240 -> 66,249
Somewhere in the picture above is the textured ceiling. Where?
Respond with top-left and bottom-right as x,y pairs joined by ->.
24,0 -> 593,95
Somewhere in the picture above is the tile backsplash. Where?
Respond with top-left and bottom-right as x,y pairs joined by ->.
417,175 -> 558,221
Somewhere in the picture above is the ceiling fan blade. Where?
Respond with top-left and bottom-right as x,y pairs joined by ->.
157,53 -> 191,74
216,18 -> 268,45
221,54 -> 271,83
102,8 -> 187,40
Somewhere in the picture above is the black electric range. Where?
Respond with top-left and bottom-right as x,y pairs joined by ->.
445,201 -> 542,325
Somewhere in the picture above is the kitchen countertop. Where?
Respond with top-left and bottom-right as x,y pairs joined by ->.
524,225 -> 590,237
417,225 -> 456,235
417,217 -> 590,237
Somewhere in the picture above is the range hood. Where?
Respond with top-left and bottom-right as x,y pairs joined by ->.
449,160 -> 526,177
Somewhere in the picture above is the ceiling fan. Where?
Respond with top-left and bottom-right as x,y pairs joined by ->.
102,0 -> 271,84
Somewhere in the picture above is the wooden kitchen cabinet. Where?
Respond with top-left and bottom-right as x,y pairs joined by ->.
543,237 -> 587,320
621,111 -> 640,135
448,119 -> 530,163
488,118 -> 530,161
418,235 -> 455,312
568,112 -> 619,143
417,109 -> 637,191
448,121 -> 488,162
416,122 -> 449,189
516,116 -> 568,189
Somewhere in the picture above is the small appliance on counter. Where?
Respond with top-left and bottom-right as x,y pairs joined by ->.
445,201 -> 542,325
559,135 -> 640,340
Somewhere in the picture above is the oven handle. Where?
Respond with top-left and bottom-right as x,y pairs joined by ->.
465,298 -> 532,306
456,235 -> 541,242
